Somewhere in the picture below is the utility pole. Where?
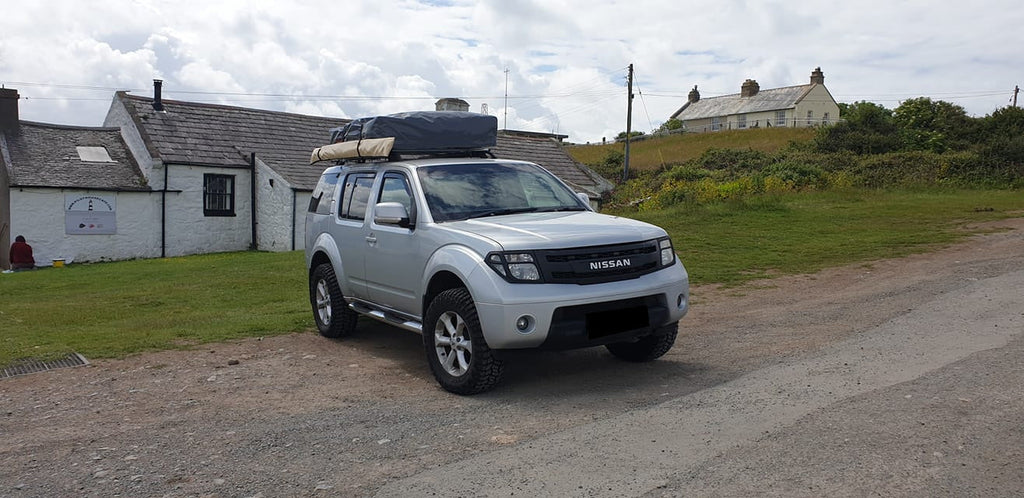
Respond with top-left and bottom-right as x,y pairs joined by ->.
504,67 -> 510,130
623,63 -> 634,183
1014,85 -> 1020,108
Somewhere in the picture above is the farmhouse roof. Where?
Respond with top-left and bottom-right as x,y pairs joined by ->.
111,90 -> 609,194
492,133 -> 611,195
112,92 -> 349,191
1,122 -> 149,191
670,84 -> 817,121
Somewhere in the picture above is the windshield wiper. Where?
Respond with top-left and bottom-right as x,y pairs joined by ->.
468,207 -> 539,219
535,206 -> 588,213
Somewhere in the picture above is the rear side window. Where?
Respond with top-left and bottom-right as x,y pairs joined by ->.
308,172 -> 340,214
339,173 -> 376,220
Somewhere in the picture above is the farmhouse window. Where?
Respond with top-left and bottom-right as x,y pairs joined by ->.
807,110 -> 814,125
203,174 -> 235,216
711,116 -> 722,131
823,112 -> 830,124
774,110 -> 787,127
737,115 -> 747,129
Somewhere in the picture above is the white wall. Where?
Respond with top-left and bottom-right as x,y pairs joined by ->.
163,165 -> 252,257
254,160 -> 316,253
255,161 -> 295,251
9,188 -> 161,265
793,85 -> 841,126
104,98 -> 160,186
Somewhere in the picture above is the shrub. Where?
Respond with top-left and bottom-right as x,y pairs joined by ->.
762,161 -> 826,189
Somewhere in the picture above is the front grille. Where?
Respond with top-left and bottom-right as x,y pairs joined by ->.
537,239 -> 662,284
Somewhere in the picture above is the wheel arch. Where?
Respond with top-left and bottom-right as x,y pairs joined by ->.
423,270 -> 466,318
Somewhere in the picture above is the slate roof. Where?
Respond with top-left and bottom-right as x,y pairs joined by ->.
1,122 -> 149,190
670,84 -> 816,121
114,92 -> 609,194
492,134 -> 610,195
114,93 -> 348,190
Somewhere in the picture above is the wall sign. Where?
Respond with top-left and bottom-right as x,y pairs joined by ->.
65,194 -> 116,235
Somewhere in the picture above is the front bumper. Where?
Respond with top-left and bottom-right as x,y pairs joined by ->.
471,260 -> 689,349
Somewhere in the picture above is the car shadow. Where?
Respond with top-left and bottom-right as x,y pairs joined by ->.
321,318 -> 739,402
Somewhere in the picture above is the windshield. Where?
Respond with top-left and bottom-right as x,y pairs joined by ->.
417,162 -> 588,222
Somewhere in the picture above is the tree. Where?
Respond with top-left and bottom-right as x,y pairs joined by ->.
983,106 -> 1024,138
892,97 -> 971,153
615,130 -> 645,140
656,119 -> 683,134
814,101 -> 899,154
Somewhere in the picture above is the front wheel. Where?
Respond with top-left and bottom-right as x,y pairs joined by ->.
606,322 -> 678,362
309,263 -> 358,338
423,288 -> 504,395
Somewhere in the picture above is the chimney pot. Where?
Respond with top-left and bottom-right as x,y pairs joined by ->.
153,79 -> 164,111
0,87 -> 20,132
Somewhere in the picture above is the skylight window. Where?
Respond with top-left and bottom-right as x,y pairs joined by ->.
76,146 -> 113,162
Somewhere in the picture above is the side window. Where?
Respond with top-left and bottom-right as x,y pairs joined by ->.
378,173 -> 414,214
308,172 -> 340,214
204,174 -> 235,216
339,173 -> 376,220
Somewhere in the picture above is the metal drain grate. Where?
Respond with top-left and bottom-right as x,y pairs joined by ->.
1,353 -> 90,379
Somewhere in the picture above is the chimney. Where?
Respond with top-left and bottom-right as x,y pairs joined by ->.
810,67 -> 825,85
688,85 -> 700,103
741,79 -> 760,97
153,79 -> 164,111
435,98 -> 469,112
0,87 -> 19,131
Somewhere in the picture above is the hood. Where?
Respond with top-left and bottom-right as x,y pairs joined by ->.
441,211 -> 667,250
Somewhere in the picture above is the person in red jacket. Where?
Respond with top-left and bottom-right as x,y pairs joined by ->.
9,235 -> 35,270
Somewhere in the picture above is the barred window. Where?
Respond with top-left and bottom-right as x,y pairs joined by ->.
204,174 -> 235,216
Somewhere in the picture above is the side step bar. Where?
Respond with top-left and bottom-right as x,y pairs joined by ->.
349,302 -> 423,334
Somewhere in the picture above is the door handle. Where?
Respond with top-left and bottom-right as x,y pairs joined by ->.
365,234 -> 377,244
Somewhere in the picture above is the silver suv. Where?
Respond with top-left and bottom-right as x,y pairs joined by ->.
305,156 -> 689,394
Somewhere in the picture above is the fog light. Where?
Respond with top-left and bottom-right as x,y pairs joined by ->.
515,315 -> 534,333
677,293 -> 687,309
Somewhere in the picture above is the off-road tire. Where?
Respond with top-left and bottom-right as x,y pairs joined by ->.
309,263 -> 358,338
423,288 -> 504,395
605,321 -> 678,362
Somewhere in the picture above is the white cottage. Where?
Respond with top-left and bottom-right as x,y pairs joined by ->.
670,67 -> 841,132
102,81 -> 349,257
2,83 -> 611,268
1,88 -> 158,268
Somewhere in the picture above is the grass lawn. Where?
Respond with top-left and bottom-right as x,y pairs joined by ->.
1,251 -> 309,366
567,128 -> 815,170
625,189 -> 1024,285
2,188 -> 1022,366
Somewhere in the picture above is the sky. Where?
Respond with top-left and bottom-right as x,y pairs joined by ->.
1,0 -> 1021,144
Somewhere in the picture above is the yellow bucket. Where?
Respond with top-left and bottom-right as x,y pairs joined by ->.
52,259 -> 65,268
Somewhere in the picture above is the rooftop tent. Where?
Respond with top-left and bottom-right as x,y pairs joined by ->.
329,111 -> 497,153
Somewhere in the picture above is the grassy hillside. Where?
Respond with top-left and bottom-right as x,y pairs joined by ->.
568,128 -> 816,171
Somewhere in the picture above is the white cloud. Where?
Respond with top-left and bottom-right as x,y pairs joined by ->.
2,0 -> 1022,142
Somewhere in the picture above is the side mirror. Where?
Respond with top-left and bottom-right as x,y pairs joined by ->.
576,192 -> 594,210
374,202 -> 413,228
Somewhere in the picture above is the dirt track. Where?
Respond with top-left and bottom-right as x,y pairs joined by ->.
2,218 -> 1023,497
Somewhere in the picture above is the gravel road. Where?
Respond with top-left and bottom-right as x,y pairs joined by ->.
2,218 -> 1022,497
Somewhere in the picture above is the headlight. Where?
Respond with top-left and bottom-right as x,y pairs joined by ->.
487,252 -> 542,282
659,238 -> 675,267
